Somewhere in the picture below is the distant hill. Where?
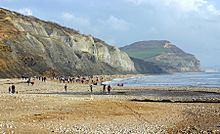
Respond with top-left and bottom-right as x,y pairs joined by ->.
120,40 -> 200,73
0,8 -> 136,78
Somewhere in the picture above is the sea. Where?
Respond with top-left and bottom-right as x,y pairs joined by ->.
109,72 -> 220,88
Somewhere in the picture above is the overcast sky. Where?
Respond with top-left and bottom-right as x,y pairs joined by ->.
1,0 -> 220,68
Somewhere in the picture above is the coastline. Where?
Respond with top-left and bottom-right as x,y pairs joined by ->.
0,78 -> 219,133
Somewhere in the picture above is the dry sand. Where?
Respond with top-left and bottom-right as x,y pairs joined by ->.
0,79 -> 220,134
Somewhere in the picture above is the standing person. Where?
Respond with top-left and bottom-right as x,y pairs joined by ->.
90,84 -> 93,92
103,84 -> 106,93
27,78 -> 31,86
31,81 -> 35,86
8,86 -> 11,94
43,77 -> 47,82
11,84 -> 15,94
64,84 -> 67,92
107,85 -> 111,94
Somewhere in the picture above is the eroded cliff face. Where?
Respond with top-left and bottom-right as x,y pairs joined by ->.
152,52 -> 200,72
0,8 -> 136,77
121,40 -> 200,73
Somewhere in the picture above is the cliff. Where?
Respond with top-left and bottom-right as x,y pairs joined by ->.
130,57 -> 164,74
0,8 -> 136,78
120,40 -> 200,73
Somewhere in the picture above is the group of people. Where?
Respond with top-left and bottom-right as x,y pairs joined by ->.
90,84 -> 112,93
117,83 -> 124,87
23,75 -> 107,85
63,83 -> 112,94
21,76 -> 47,86
56,75 -> 104,85
102,84 -> 112,94
18,75 -> 114,94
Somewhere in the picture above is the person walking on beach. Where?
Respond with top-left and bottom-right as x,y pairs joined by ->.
64,84 -> 67,92
107,85 -> 111,94
43,77 -> 47,82
27,78 -> 31,86
8,86 -> 11,93
103,84 -> 106,93
90,84 -> 93,92
11,84 -> 15,94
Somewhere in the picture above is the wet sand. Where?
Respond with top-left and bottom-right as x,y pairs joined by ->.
0,78 -> 220,133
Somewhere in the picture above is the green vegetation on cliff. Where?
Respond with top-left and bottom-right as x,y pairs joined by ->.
121,40 -> 200,73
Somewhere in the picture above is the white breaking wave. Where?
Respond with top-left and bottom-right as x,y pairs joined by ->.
205,69 -> 219,73
109,72 -> 220,88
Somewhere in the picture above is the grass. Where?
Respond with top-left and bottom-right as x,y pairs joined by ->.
125,48 -> 167,59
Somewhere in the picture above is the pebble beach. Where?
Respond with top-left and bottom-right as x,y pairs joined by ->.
0,78 -> 220,134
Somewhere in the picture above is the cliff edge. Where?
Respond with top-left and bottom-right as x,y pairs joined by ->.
0,8 -> 136,78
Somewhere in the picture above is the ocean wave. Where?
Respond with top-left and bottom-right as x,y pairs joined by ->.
109,72 -> 220,88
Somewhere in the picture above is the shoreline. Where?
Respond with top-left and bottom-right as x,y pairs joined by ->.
0,78 -> 220,133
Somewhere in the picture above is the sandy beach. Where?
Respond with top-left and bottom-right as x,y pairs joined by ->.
0,78 -> 220,134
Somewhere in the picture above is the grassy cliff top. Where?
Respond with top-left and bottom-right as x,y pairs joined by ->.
120,40 -> 184,60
